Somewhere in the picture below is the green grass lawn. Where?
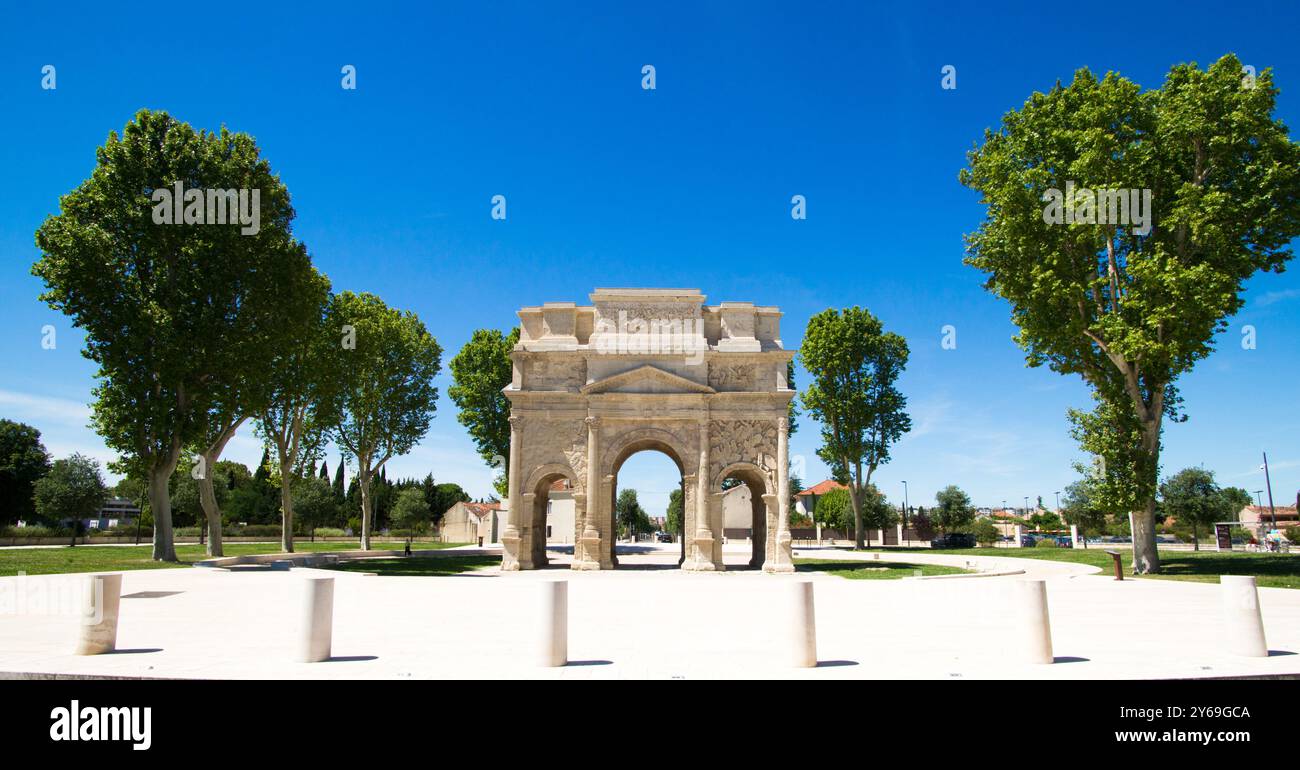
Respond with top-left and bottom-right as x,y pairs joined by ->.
885,546 -> 1300,589
321,554 -> 500,577
0,540 -> 468,577
794,558 -> 970,579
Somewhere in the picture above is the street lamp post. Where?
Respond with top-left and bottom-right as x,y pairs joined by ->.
902,481 -> 909,545
1262,452 -> 1278,531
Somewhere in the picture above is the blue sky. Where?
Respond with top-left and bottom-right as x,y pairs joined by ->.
2,1 -> 1298,518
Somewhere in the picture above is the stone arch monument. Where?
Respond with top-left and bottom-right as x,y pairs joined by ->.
500,288 -> 795,573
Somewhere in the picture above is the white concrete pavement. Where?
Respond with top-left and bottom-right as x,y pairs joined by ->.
0,543 -> 1297,680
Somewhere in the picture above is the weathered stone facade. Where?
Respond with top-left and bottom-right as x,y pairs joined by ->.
500,289 -> 795,572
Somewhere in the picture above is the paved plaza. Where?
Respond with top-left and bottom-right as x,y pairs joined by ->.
1,544 -> 1297,679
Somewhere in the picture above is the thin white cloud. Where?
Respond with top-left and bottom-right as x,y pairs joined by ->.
1255,289 -> 1300,308
0,389 -> 93,427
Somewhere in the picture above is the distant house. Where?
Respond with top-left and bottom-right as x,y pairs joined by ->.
440,501 -> 503,544
1238,505 -> 1299,530
793,479 -> 847,520
81,497 -> 141,531
439,480 -> 579,545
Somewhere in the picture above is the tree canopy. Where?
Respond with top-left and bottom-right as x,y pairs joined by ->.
33,109 -> 313,560
449,327 -> 519,497
330,291 -> 442,549
0,420 -> 51,525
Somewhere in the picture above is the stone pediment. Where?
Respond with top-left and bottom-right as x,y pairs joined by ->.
580,365 -> 715,395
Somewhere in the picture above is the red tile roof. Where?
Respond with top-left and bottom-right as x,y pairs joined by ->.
796,479 -> 847,497
463,501 -> 502,519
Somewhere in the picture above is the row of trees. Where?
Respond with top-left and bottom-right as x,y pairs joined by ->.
32,109 -> 443,560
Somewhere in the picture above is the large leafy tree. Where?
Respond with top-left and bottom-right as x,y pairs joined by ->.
932,485 -> 975,534
33,109 -> 307,561
1059,477 -> 1108,547
329,292 -> 442,550
614,488 -> 652,540
33,453 -> 107,526
0,420 -> 51,525
665,487 -> 684,535
800,306 -> 912,548
449,327 -> 519,497
254,268 -> 335,553
960,55 -> 1300,573
1158,467 -> 1235,550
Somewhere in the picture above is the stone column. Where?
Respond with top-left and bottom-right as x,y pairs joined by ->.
501,414 -> 524,570
574,416 -> 603,570
765,416 -> 794,573
686,418 -> 716,571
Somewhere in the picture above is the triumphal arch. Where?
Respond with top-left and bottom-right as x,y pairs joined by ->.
500,288 -> 795,573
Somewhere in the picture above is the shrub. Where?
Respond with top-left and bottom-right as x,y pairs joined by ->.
1,525 -> 70,538
971,520 -> 1000,546
1284,526 -> 1300,544
1034,538 -> 1058,548
312,528 -> 346,538
241,525 -> 282,537
174,527 -> 202,537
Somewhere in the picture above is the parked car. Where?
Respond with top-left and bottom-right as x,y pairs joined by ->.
1053,535 -> 1073,548
656,532 -> 673,543
930,532 -> 977,549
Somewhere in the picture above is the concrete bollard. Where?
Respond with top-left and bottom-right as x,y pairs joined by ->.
1220,575 -> 1268,657
539,580 -> 568,667
76,574 -> 122,655
791,580 -> 817,668
1013,579 -> 1053,664
299,577 -> 334,662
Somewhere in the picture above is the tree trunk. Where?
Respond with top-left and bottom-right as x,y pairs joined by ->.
198,470 -> 224,557
359,469 -> 372,551
1130,498 -> 1160,574
148,468 -> 177,562
280,475 -> 294,553
1130,418 -> 1163,574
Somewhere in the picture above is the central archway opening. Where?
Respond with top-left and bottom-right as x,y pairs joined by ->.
610,441 -> 685,569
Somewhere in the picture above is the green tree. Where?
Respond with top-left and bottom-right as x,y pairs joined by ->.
800,306 -> 912,549
0,420 -> 51,525
329,292 -> 442,550
1159,467 -> 1234,551
293,476 -> 339,539
788,476 -> 810,526
932,485 -> 975,534
170,467 -> 230,529
33,454 -> 107,527
615,488 -> 652,540
1060,477 -> 1107,547
812,486 -> 853,532
390,487 -> 432,535
860,484 -> 899,540
449,327 -> 520,498
972,519 -> 1000,546
429,482 -> 471,527
960,55 -> 1300,573
665,487 -> 684,535
1220,486 -> 1252,521
33,109 -> 311,561
254,267 -> 335,553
